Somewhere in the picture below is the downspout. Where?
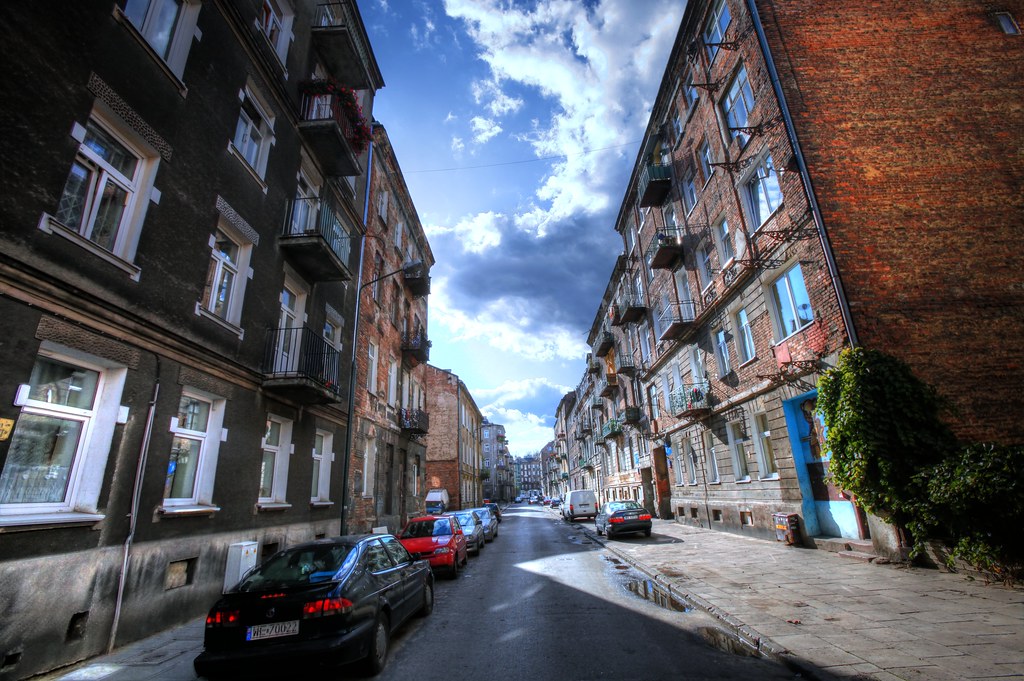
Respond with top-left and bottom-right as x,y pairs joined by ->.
455,378 -> 462,507
108,355 -> 161,653
340,125 -> 377,536
745,0 -> 859,348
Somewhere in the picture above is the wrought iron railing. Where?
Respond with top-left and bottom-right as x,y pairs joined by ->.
283,196 -> 352,263
601,419 -> 623,438
669,380 -> 711,414
263,326 -> 342,394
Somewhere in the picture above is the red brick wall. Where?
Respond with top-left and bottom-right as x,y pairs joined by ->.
757,0 -> 1024,442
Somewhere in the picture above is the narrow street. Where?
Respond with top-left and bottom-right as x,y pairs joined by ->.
377,504 -> 798,681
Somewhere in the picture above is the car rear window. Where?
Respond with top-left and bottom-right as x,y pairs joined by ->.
401,519 -> 452,538
607,501 -> 642,512
236,544 -> 355,591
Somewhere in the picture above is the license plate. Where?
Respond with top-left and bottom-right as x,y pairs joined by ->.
623,513 -> 638,520
246,620 -> 299,641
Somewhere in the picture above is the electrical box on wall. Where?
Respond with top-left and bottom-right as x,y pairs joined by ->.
224,541 -> 258,592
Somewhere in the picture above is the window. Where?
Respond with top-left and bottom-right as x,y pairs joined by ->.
681,171 -> 698,214
259,0 -> 294,65
721,65 -> 755,144
258,415 -> 292,505
771,263 -> 815,338
377,191 -> 389,221
0,349 -> 127,522
201,224 -> 252,327
704,0 -> 732,61
387,359 -> 398,405
687,445 -> 699,484
311,430 -> 333,502
714,327 -> 732,376
696,243 -> 714,290
372,253 -> 383,301
727,420 -> 750,481
164,388 -> 226,508
122,0 -> 201,79
698,139 -> 713,183
232,88 -> 274,178
367,342 -> 378,394
362,436 -> 376,496
736,307 -> 756,363
394,221 -> 404,251
754,413 -> 778,478
995,12 -> 1020,34
663,204 -> 678,231
703,429 -> 720,483
672,110 -> 683,140
647,385 -> 660,420
683,72 -> 699,112
51,116 -> 158,267
714,218 -> 735,264
745,155 -> 783,227
288,174 -> 319,235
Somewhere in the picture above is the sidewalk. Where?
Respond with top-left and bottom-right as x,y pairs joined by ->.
564,513 -> 1024,681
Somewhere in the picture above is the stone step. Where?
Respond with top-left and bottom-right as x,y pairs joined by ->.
812,536 -> 849,553
846,539 -> 874,553
838,550 -> 876,562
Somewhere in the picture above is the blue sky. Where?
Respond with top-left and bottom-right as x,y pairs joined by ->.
360,0 -> 685,456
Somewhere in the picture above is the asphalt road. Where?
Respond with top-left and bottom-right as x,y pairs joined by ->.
371,503 -> 799,681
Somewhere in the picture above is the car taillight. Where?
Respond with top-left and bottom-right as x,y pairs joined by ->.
609,516 -> 625,524
303,597 -> 353,618
569,505 -> 574,512
206,609 -> 241,627
639,513 -> 652,521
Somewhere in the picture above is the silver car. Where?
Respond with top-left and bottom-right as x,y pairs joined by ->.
469,507 -> 498,542
446,510 -> 485,555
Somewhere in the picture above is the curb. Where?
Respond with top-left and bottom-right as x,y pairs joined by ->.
560,514 -> 839,681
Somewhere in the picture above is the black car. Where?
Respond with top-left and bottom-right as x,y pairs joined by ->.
194,534 -> 433,679
595,500 -> 653,539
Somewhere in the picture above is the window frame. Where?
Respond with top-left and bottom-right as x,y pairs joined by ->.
727,419 -> 751,482
714,327 -> 732,376
367,341 -> 378,394
753,413 -> 779,479
162,387 -> 226,511
230,87 -> 275,182
720,64 -> 755,146
258,0 -> 295,67
696,242 -> 715,291
698,139 -> 714,186
704,0 -> 733,62
743,154 -> 783,229
769,262 -> 815,341
199,221 -> 253,331
311,429 -> 333,503
258,414 -> 293,507
119,0 -> 202,82
362,436 -> 376,497
703,429 -> 720,484
714,217 -> 735,266
735,307 -> 756,364
681,171 -> 698,214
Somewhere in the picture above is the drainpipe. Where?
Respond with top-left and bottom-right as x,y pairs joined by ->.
455,378 -> 462,507
108,356 -> 161,653
340,125 -> 377,536
745,0 -> 859,348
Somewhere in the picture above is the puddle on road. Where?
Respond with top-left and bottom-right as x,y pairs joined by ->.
625,579 -> 691,613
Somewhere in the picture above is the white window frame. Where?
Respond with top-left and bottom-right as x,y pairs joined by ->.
698,139 -> 714,185
721,64 -> 755,145
770,262 -> 815,340
199,220 -> 253,330
120,0 -> 202,80
687,444 -> 699,485
713,218 -> 735,266
0,345 -> 127,525
163,387 -> 226,511
387,359 -> 398,405
704,0 -> 732,62
753,413 -> 779,479
683,71 -> 699,113
736,307 -> 756,363
394,221 -> 404,251
258,0 -> 295,66
231,87 -> 275,181
681,171 -> 698,214
696,243 -> 714,291
727,420 -> 751,481
714,327 -> 732,376
703,429 -> 720,483
743,154 -> 783,228
362,436 -> 376,497
258,414 -> 293,507
311,429 -> 333,503
367,341 -> 378,394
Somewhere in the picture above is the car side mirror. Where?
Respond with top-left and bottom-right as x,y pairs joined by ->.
455,529 -> 463,535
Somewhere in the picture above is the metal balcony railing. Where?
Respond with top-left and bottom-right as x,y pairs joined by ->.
638,162 -> 672,207
281,195 -> 353,280
646,226 -> 685,269
594,330 -> 615,357
400,408 -> 429,434
262,326 -> 342,403
669,380 -> 712,416
401,328 -> 431,363
310,2 -> 375,90
658,300 -> 697,342
601,419 -> 623,438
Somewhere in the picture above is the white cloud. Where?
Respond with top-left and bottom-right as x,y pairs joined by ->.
484,407 -> 554,456
470,116 -> 503,144
471,78 -> 525,117
451,136 -> 465,154
444,111 -> 457,124
425,212 -> 503,253
474,377 -> 572,407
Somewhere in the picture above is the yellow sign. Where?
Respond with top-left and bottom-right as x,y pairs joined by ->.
0,418 -> 14,441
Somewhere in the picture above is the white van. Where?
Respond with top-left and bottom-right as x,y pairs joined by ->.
562,489 -> 598,521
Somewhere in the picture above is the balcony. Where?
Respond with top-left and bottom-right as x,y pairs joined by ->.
403,261 -> 431,298
615,352 -> 636,377
658,301 -> 698,342
262,327 -> 342,404
624,406 -> 642,424
638,162 -> 672,207
594,331 -> 615,357
580,418 -> 593,433
298,85 -> 364,177
402,329 -> 431,363
561,473 -> 569,480
280,196 -> 353,281
400,408 -> 429,434
612,290 -> 646,326
580,457 -> 594,470
601,419 -> 623,438
646,227 -> 685,269
590,396 -> 603,410
669,380 -> 712,418
599,374 -> 618,397
556,431 -> 566,440
588,355 -> 602,374
310,2 -> 375,89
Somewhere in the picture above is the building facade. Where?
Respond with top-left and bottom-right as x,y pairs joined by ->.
345,124 -> 434,534
421,366 -> 484,511
0,1 -> 383,678
480,419 -> 514,502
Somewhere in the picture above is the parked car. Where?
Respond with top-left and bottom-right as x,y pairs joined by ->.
595,500 -> 653,539
398,515 -> 468,579
515,495 -> 523,503
550,497 -> 562,509
562,489 -> 599,521
542,496 -> 552,506
446,510 -> 485,555
194,534 -> 433,679
484,501 -> 502,522
469,507 -> 498,542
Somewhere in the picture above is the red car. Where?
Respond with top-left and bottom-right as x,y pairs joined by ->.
398,515 -> 468,579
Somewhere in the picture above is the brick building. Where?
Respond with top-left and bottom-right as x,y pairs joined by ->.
344,123 -> 434,535
0,1 -> 383,678
560,0 -> 1023,556
421,366 -> 484,511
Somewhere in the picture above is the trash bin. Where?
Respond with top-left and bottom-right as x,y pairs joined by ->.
773,512 -> 800,545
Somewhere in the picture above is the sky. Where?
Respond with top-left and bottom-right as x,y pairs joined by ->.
359,0 -> 685,457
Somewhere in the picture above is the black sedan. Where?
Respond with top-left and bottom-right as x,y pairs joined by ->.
595,500 -> 653,539
194,534 -> 433,679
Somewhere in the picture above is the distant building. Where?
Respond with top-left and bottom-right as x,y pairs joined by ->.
516,454 -> 543,495
421,367 -> 484,510
480,419 -> 514,502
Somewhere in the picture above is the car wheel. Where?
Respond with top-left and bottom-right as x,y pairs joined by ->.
417,581 -> 434,618
362,612 -> 390,675
606,529 -> 615,540
644,528 -> 652,537
449,557 -> 459,579
596,524 -> 604,536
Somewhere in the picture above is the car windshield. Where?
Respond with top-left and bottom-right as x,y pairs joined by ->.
607,501 -> 643,512
235,543 -> 356,591
474,509 -> 492,521
401,519 -> 452,538
452,513 -> 476,528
